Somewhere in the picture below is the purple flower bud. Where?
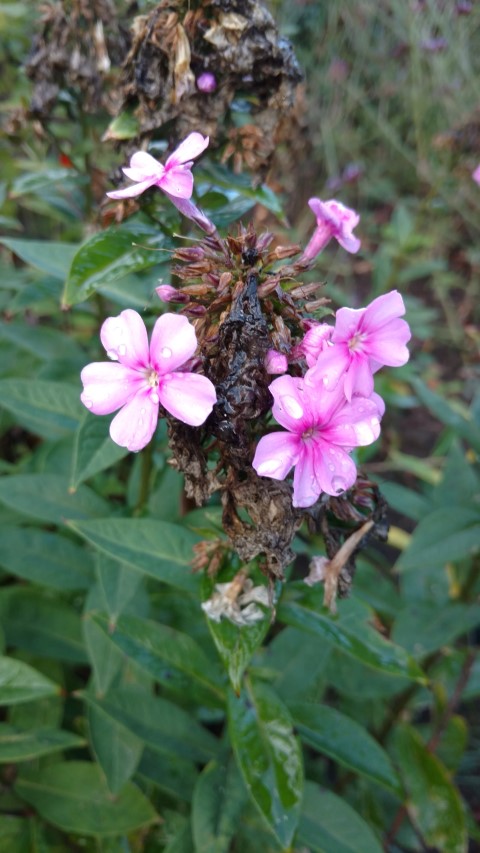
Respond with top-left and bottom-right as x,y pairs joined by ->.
156,285 -> 189,304
196,72 -> 217,93
265,350 -> 288,375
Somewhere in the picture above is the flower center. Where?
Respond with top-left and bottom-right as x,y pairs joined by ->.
348,331 -> 367,353
146,369 -> 159,389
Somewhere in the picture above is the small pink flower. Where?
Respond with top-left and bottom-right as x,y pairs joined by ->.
80,310 -> 217,452
307,290 -> 411,401
106,132 -> 209,201
155,284 -> 188,304
299,323 -> 333,367
196,72 -> 217,93
300,197 -> 361,263
473,165 -> 480,186
252,373 -> 381,508
265,349 -> 288,374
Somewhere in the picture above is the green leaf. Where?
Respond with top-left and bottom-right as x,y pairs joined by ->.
0,657 -> 59,706
0,474 -> 109,525
0,725 -> 84,762
68,517 -> 201,593
0,238 -> 78,280
392,600 -> 480,657
0,379 -> 83,437
88,703 -> 143,795
278,596 -> 425,682
83,610 -> 123,695
267,626 -> 331,702
70,413 -> 129,490
0,588 -> 87,663
96,553 -> 142,624
91,613 -> 225,702
297,781 -> 383,853
82,687 -> 221,763
104,111 -> 140,141
62,224 -> 166,307
411,378 -> 480,453
288,702 -> 401,794
396,507 -> 480,571
228,681 -> 303,850
0,320 -> 84,364
392,725 -> 468,853
0,527 -> 93,590
192,760 -> 247,853
137,747 -> 198,803
15,761 -> 157,837
0,816 -> 31,852
203,575 -> 270,692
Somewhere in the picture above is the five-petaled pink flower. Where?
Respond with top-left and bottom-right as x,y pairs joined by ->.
252,373 -> 382,508
307,290 -> 411,401
300,197 -> 361,263
106,132 -> 209,201
80,310 -> 217,452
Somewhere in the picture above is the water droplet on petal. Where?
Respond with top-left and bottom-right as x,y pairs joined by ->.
161,346 -> 172,358
371,416 -> 379,426
118,344 -> 127,356
322,375 -> 329,386
151,392 -> 159,404
280,394 -> 303,419
328,463 -> 335,472
140,408 -> 146,416
84,399 -> 93,409
332,475 -> 346,494
106,349 -> 118,360
258,460 -> 283,477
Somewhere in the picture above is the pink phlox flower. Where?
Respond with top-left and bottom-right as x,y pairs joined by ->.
106,132 -> 209,201
265,349 -> 288,374
299,323 -> 333,367
307,290 -> 411,402
473,164 -> 480,186
80,309 -> 217,452
300,197 -> 361,263
252,373 -> 382,508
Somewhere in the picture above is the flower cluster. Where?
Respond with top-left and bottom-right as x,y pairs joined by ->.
252,291 -> 410,507
81,132 -> 411,521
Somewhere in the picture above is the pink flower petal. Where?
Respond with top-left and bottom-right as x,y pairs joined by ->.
128,151 -> 165,179
301,323 -> 333,367
343,356 -> 374,401
80,362 -> 143,415
265,350 -> 288,374
269,375 -> 308,432
324,396 -> 381,446
165,133 -> 209,167
100,310 -> 150,369
292,444 -> 321,507
305,345 -> 350,394
159,372 -> 216,425
473,165 -> 480,185
159,166 -> 194,199
336,230 -> 361,253
365,320 -> 411,366
252,431 -> 301,480
362,290 -> 406,330
106,177 -> 158,199
331,305 -> 365,343
313,438 -> 357,495
109,387 -> 159,451
149,313 -> 198,373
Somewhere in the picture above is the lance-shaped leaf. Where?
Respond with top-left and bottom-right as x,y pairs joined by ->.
68,518 -> 200,593
298,781 -> 383,853
288,702 -> 401,794
0,379 -> 83,437
0,725 -> 85,763
192,759 -> 247,853
0,474 -> 108,525
91,613 -> 225,703
15,762 -> 157,837
0,658 -> 59,706
392,725 -> 468,853
70,413 -> 129,490
278,596 -> 425,682
228,681 -> 303,850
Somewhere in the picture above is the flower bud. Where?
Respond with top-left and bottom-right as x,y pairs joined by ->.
156,284 -> 189,304
265,349 -> 288,374
196,72 -> 217,93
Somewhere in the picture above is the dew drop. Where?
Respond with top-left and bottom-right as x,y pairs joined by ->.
328,463 -> 335,472
151,392 -> 159,404
322,375 -> 329,386
161,346 -> 172,358
118,344 -> 127,356
371,416 -> 379,426
84,399 -> 93,409
280,394 -> 303,419
332,475 -> 346,494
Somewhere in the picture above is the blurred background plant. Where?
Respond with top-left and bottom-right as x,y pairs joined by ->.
0,1 -> 479,851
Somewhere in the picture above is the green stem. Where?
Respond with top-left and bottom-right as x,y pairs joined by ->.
134,440 -> 154,516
